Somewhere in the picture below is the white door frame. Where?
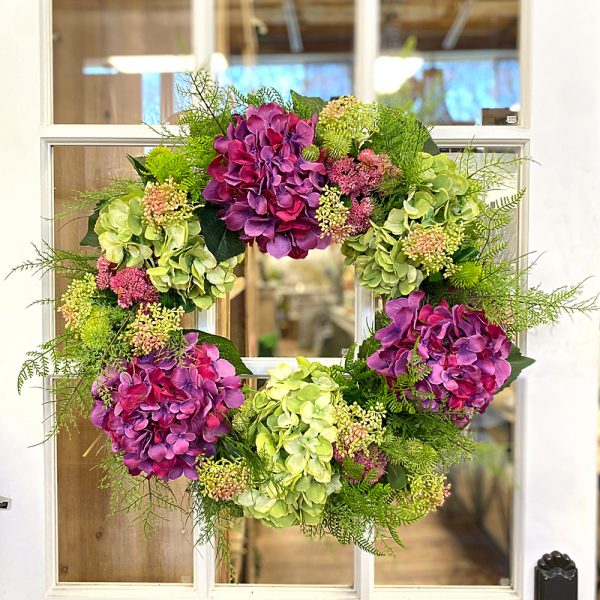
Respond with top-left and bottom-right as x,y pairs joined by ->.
1,0 -> 599,599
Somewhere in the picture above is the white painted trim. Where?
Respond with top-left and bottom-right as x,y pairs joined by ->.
372,588 -> 519,600
353,0 -> 379,102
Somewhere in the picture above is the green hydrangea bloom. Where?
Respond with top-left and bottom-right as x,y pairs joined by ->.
342,210 -> 425,297
236,359 -> 341,528
406,152 -> 479,225
146,240 -> 243,310
94,187 -> 153,267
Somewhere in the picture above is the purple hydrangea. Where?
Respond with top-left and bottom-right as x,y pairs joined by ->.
90,332 -> 245,481
203,102 -> 330,259
367,291 -> 511,427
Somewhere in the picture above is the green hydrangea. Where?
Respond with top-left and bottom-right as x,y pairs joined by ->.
146,240 -> 243,310
342,210 -> 425,297
94,187 -> 153,267
236,359 -> 341,527
405,152 -> 479,225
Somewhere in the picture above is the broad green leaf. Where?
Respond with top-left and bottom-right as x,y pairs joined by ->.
496,345 -> 535,393
199,204 -> 246,262
387,463 -> 407,490
80,208 -> 100,247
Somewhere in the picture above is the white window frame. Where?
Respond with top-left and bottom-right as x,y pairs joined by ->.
3,0 -> 599,599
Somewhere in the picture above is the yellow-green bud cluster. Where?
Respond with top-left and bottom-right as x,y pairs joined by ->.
335,401 -> 386,459
80,306 -> 113,350
408,473 -> 451,510
198,458 -> 250,502
142,177 -> 192,229
126,303 -> 183,355
319,96 -> 379,146
58,273 -> 97,330
315,185 -> 351,242
301,144 -> 320,162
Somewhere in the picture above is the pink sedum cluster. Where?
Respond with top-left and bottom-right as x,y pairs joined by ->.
328,149 -> 395,200
334,444 -> 388,485
203,102 -> 330,259
367,291 -> 512,427
96,257 -> 159,309
91,333 -> 245,481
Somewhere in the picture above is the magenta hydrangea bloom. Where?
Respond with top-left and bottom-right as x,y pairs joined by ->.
109,266 -> 159,309
90,332 -> 245,481
203,102 -> 330,259
367,291 -> 511,427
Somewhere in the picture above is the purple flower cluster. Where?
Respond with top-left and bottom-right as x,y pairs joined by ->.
367,291 -> 511,427
334,444 -> 388,485
91,332 -> 245,481
203,103 -> 330,259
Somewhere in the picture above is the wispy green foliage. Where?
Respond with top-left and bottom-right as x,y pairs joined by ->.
99,451 -> 185,537
10,242 -> 97,279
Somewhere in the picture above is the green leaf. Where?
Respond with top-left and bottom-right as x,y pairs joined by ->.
199,204 -> 246,262
290,90 -> 326,119
387,463 -> 407,490
452,246 -> 479,263
159,291 -> 196,313
422,131 -> 440,156
184,328 -> 253,376
80,208 -> 100,247
126,154 -> 152,183
497,345 -> 535,393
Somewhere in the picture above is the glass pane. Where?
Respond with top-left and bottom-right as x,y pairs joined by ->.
54,146 -> 194,583
53,0 -> 191,124
216,0 -> 354,98
378,0 -> 520,125
375,147 -> 520,586
222,246 -> 355,358
216,519 -> 354,585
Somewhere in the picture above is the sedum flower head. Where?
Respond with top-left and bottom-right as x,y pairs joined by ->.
402,224 -> 463,276
347,197 -> 375,235
198,457 -> 250,502
58,273 -> 97,330
96,255 -> 115,290
142,177 -> 192,229
315,185 -> 352,243
126,303 -> 184,355
334,400 -> 386,459
109,266 -> 159,309
335,444 -> 388,485
319,96 -> 379,145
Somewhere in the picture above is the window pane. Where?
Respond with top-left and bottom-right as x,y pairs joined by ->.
222,246 -> 355,359
54,146 -> 194,583
378,0 -> 520,125
53,0 -> 191,124
216,519 -> 354,585
216,0 -> 354,98
375,147 -> 520,586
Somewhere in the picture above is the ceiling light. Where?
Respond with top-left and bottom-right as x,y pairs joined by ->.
374,56 -> 424,95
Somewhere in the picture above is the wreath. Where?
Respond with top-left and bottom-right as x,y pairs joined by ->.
16,72 -> 594,558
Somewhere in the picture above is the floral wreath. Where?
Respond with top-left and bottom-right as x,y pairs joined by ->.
17,72 -> 594,558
